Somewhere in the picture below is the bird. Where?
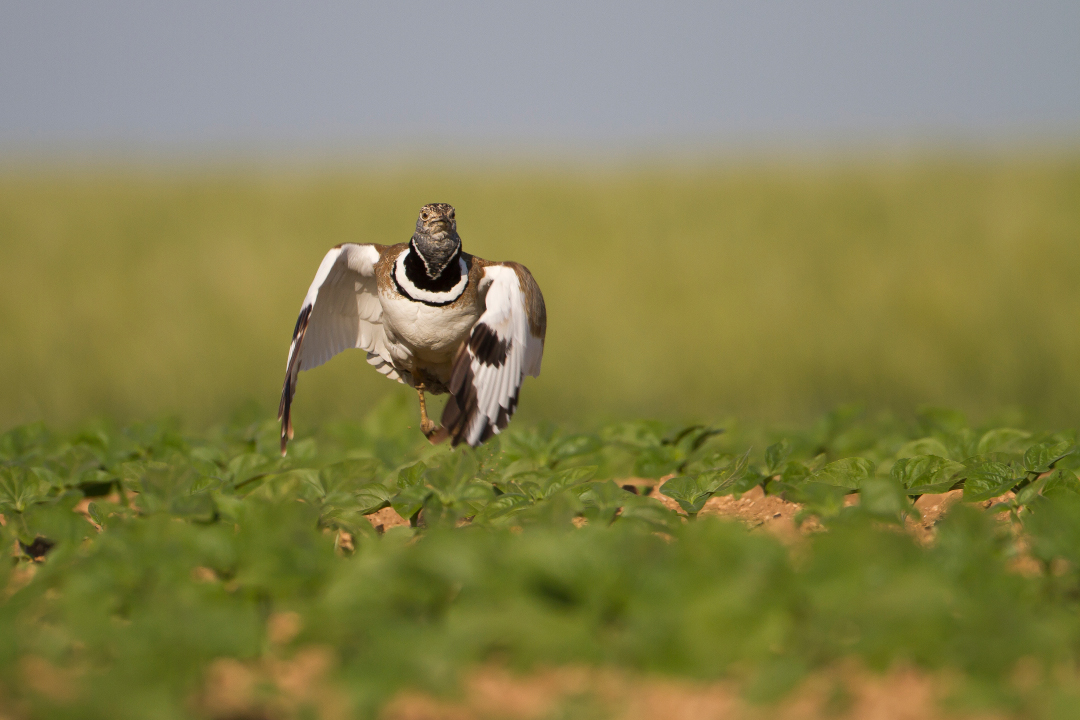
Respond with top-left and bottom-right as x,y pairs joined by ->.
278,203 -> 547,455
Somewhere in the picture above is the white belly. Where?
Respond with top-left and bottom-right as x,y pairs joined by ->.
379,291 -> 480,363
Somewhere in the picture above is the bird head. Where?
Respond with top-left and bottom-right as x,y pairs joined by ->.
411,203 -> 461,278
415,203 -> 457,239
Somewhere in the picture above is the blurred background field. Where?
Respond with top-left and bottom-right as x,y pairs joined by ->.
2,155 -> 1078,433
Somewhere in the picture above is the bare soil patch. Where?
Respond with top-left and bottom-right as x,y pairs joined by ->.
649,481 -> 1018,548
195,612 -> 350,720
381,663 -> 1007,720
359,480 -> 1021,550
367,506 -> 411,532
647,480 -> 820,541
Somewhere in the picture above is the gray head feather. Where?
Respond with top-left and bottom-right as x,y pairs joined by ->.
411,203 -> 461,278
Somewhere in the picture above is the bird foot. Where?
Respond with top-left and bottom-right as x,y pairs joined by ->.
426,424 -> 449,445
416,381 -> 448,444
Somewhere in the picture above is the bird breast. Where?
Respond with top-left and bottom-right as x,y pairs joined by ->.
379,290 -> 482,362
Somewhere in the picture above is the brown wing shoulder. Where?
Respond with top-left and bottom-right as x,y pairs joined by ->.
374,242 -> 409,291
498,261 -> 546,342
464,251 -> 491,276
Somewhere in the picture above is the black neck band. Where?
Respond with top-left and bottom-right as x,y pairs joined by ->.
403,240 -> 462,292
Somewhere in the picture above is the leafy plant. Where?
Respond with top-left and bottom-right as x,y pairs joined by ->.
660,449 -> 750,517
1,409 -> 1080,719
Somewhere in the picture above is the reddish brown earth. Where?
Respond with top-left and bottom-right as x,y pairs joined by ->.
380,663 -> 1007,720
649,481 -> 816,540
366,505 -> 412,532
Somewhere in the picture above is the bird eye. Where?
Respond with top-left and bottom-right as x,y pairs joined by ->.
448,210 -> 455,219
421,212 -> 430,221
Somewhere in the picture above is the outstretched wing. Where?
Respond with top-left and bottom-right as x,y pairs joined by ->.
278,243 -> 393,455
441,262 -> 547,447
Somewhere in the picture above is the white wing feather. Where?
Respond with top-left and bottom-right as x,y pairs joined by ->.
278,243 -> 395,454
441,264 -> 546,447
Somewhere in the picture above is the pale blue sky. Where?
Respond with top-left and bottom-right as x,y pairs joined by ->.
2,1 -> 1078,154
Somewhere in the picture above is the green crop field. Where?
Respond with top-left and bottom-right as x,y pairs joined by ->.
4,402 -> 1080,718
3,157 -> 1080,719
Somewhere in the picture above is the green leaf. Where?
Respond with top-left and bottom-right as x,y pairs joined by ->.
896,437 -> 950,460
658,475 -> 714,516
550,434 -> 603,465
396,461 -> 427,488
778,461 -> 812,487
668,425 -> 724,453
285,437 -> 318,461
457,481 -> 497,504
617,494 -> 682,532
765,440 -> 792,475
391,482 -> 431,521
962,461 -> 1018,502
538,466 -> 597,499
319,458 -> 381,494
976,428 -> 1031,456
785,481 -> 848,519
809,457 -> 875,490
169,492 -> 217,522
23,500 -> 96,549
0,466 -> 50,513
86,500 -> 113,527
1041,468 -> 1080,499
1023,441 -> 1073,474
577,480 -> 632,524
890,455 -> 964,495
806,453 -> 829,473
227,453 -> 272,488
859,477 -> 915,523
633,445 -> 684,479
355,482 -> 395,514
45,445 -> 106,489
731,468 -> 766,495
659,449 -> 750,516
473,493 -> 532,524
708,448 -> 752,490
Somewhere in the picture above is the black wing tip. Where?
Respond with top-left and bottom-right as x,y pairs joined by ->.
279,304 -> 312,458
279,405 -> 294,457
291,304 -> 312,343
277,377 -> 289,421
278,370 -> 293,454
278,395 -> 291,457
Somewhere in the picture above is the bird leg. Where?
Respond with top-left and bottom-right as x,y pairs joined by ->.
415,383 -> 437,439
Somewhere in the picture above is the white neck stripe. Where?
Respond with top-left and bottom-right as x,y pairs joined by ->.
393,251 -> 469,305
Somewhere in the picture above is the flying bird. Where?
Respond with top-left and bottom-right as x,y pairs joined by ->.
278,203 -> 547,455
